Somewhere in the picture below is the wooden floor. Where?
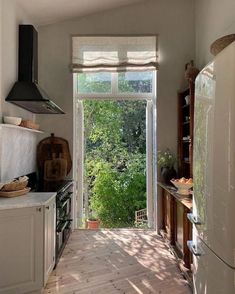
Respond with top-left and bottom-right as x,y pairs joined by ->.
44,229 -> 191,294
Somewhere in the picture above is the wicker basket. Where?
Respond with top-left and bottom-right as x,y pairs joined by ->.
20,120 -> 40,130
2,180 -> 28,191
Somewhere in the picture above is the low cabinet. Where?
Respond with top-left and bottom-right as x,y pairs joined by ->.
0,196 -> 56,294
159,183 -> 192,269
0,206 -> 44,294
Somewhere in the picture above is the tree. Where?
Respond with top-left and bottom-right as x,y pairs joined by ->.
83,99 -> 147,228
78,70 -> 149,227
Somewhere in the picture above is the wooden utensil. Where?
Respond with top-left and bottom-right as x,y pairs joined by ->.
37,133 -> 72,179
44,154 -> 68,181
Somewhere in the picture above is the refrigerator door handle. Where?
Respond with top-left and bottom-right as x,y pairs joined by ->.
187,213 -> 202,225
187,240 -> 204,256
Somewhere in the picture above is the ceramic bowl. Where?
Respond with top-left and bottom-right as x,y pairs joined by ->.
171,180 -> 193,195
3,116 -> 22,126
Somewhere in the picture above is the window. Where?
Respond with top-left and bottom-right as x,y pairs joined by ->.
72,36 -> 158,228
77,72 -> 112,94
74,71 -> 155,99
118,72 -> 153,93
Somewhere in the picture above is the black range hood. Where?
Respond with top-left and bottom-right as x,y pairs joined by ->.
6,25 -> 64,114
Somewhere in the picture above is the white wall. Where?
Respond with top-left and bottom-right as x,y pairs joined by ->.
0,1 -> 2,117
0,126 -> 37,182
0,0 -> 35,120
38,0 -> 195,158
0,0 -> 38,181
195,0 -> 235,69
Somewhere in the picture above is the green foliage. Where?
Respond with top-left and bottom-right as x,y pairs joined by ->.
88,216 -> 98,221
118,72 -> 152,93
78,73 -> 111,93
89,154 -> 146,228
83,99 -> 147,228
157,148 -> 176,168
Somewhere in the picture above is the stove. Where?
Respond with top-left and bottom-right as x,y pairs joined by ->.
27,173 -> 73,266
54,180 -> 73,266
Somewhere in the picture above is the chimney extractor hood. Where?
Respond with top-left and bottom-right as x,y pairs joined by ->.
6,25 -> 64,114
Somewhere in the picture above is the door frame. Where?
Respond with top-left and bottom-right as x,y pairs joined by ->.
73,72 -> 157,228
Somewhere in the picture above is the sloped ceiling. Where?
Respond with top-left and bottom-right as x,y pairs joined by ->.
16,0 -> 148,26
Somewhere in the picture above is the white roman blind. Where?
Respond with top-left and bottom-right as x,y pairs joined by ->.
71,36 -> 158,72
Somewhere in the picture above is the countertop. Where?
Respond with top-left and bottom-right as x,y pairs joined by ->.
0,192 -> 56,210
158,181 -> 193,210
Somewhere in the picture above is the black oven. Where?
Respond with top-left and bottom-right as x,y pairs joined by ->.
55,181 -> 73,265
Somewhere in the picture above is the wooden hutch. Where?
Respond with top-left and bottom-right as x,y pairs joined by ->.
158,65 -> 198,284
177,80 -> 195,178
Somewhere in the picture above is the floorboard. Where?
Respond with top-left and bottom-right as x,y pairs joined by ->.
44,229 -> 191,294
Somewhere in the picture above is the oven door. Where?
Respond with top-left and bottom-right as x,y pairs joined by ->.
57,196 -> 71,220
56,220 -> 72,255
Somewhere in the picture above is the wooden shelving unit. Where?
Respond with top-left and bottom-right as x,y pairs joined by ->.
177,80 -> 195,178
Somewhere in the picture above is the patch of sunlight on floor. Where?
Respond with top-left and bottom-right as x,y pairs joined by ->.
127,279 -> 144,294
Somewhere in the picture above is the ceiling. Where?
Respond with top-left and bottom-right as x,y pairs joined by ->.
16,0 -> 147,26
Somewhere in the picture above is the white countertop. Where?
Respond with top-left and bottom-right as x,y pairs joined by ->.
0,192 -> 56,210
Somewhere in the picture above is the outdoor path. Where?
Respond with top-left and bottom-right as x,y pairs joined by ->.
44,229 -> 191,294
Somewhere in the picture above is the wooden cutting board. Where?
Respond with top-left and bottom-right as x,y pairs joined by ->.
37,133 -> 72,179
44,156 -> 68,181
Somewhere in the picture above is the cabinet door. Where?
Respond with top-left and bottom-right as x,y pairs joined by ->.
44,197 -> 56,284
175,201 -> 192,269
163,190 -> 175,244
0,206 -> 43,294
176,201 -> 184,253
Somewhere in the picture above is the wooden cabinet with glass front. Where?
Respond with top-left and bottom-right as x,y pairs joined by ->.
177,80 -> 195,178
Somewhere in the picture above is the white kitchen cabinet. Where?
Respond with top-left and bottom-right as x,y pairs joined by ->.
44,198 -> 56,285
0,206 -> 43,294
0,196 -> 56,294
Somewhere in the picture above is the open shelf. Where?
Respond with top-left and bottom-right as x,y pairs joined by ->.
182,104 -> 190,109
178,80 -> 195,178
0,123 -> 44,134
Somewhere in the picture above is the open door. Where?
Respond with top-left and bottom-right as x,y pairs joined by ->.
146,100 -> 154,228
73,70 -> 157,229
73,99 -> 84,228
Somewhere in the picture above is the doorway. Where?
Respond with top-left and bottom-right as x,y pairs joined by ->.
73,71 -> 157,229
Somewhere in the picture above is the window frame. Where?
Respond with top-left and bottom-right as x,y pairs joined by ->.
74,71 -> 156,101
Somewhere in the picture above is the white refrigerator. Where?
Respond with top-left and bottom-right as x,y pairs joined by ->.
187,41 -> 235,293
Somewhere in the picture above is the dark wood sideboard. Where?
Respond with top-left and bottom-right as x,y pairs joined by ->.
158,182 -> 193,271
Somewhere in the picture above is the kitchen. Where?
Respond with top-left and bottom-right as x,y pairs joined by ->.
0,0 -> 235,293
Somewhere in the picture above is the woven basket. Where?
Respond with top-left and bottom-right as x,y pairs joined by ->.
210,34 -> 235,56
2,180 -> 28,191
20,120 -> 40,130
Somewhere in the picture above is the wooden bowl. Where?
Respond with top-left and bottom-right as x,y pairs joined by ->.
210,34 -> 235,56
171,180 -> 193,195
